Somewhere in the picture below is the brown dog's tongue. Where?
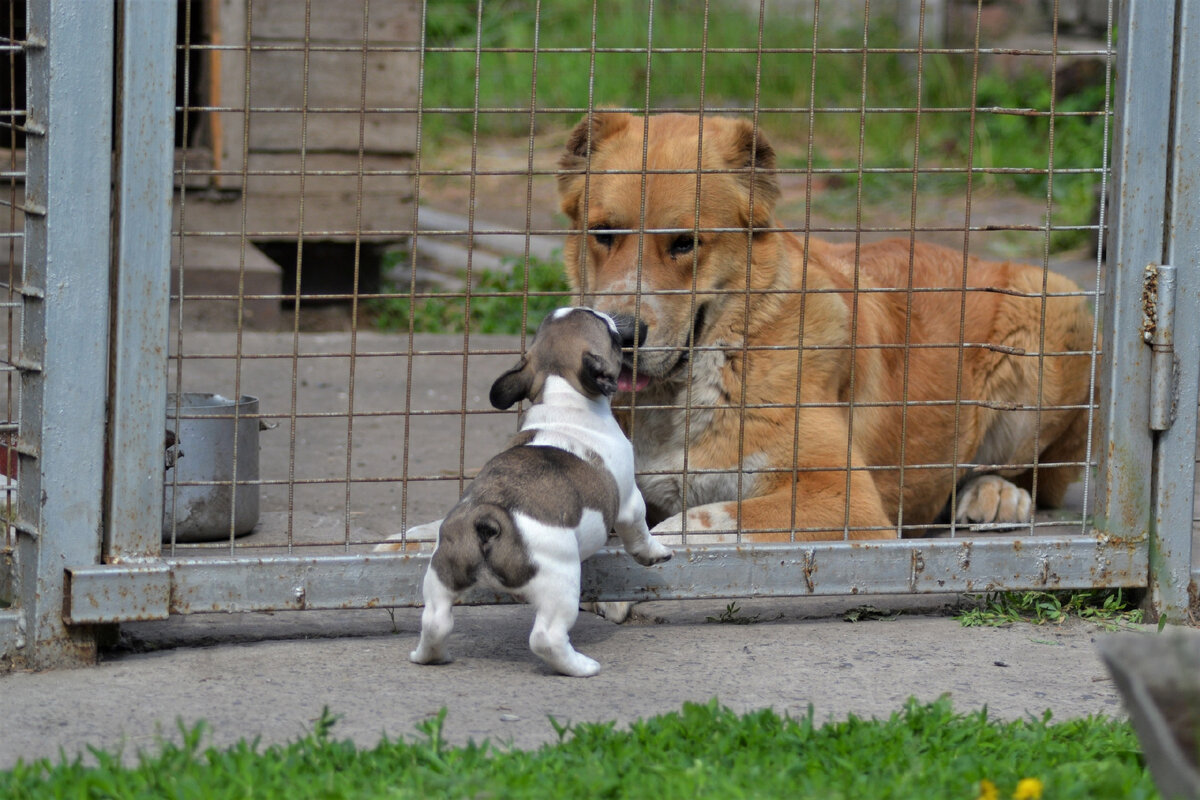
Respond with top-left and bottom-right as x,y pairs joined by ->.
618,367 -> 650,392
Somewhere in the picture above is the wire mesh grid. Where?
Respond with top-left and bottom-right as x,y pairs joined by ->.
163,1 -> 1113,560
0,4 -> 24,568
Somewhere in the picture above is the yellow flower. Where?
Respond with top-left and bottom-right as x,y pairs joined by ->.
1012,778 -> 1044,800
975,779 -> 999,800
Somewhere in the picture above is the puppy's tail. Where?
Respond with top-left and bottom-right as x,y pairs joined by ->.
434,503 -> 536,591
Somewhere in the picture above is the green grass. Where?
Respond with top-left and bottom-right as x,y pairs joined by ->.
704,601 -> 783,625
956,589 -> 1145,632
368,251 -> 572,335
0,698 -> 1157,799
422,0 -> 1109,253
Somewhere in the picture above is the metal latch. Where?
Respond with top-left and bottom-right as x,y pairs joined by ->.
1143,264 -> 1177,431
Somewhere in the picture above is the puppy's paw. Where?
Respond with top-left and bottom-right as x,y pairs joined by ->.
582,601 -> 636,624
557,654 -> 601,678
632,541 -> 673,566
955,475 -> 1032,526
409,647 -> 452,666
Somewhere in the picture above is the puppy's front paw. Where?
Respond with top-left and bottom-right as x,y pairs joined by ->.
956,475 -> 1032,526
409,646 -> 452,666
557,653 -> 601,678
582,601 -> 636,624
633,541 -> 673,566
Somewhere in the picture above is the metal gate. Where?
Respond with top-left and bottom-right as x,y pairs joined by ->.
1,0 -> 1196,670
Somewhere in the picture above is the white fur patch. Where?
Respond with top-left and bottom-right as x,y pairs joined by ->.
551,306 -> 620,338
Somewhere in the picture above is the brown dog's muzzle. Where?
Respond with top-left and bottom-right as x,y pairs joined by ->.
608,314 -> 648,349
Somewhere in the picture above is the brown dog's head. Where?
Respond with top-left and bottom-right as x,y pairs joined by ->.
489,307 -> 624,409
557,113 -> 780,389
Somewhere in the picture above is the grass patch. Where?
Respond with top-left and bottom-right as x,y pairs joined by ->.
0,698 -> 1156,799
956,589 -> 1145,631
422,0 -> 1109,254
368,251 -> 572,335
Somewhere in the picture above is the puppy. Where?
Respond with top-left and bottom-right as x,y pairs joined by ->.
557,112 -> 1094,541
408,307 -> 673,677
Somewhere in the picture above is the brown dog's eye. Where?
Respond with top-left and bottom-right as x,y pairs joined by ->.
669,235 -> 698,258
590,226 -> 614,248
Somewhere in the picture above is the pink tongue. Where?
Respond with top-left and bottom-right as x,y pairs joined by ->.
618,367 -> 651,392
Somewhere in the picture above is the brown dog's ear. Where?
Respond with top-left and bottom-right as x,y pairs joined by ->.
562,111 -> 632,160
728,119 -> 780,225
558,112 -> 633,220
580,352 -> 619,398
489,357 -> 534,409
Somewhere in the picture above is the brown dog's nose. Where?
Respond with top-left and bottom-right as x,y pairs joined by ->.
609,314 -> 647,348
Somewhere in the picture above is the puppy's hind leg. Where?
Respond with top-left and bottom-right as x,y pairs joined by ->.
527,563 -> 600,677
410,565 -> 458,665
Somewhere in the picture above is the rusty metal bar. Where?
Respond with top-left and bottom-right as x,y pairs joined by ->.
106,0 -> 177,560
1151,0 -> 1200,619
62,563 -> 170,625
1092,1 -> 1173,544
15,0 -> 114,669
61,537 -> 1148,623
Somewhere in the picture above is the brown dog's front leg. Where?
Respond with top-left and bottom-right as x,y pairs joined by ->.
650,478 -> 897,543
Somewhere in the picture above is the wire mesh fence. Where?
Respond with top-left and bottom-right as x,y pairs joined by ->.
0,2 -> 24,595
3,0 -> 1197,669
158,0 -> 1121,561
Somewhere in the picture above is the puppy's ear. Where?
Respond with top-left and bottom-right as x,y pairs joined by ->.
581,352 -> 619,397
728,119 -> 780,226
489,357 -> 534,409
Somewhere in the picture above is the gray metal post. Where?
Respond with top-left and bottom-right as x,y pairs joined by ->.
1093,3 -> 1173,544
106,0 -> 176,560
1151,0 -> 1200,619
16,1 -> 114,668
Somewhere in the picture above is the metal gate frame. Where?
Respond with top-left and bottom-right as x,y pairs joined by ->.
2,0 -> 1196,670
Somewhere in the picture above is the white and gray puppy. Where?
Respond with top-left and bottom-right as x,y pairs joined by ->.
409,307 -> 673,677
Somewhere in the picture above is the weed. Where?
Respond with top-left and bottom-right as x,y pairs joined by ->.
704,601 -> 782,625
956,589 -> 1144,631
706,601 -> 749,624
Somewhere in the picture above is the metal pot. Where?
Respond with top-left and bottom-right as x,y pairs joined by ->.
163,393 -> 260,542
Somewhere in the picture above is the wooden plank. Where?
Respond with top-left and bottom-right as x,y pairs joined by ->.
237,152 -> 414,199
211,0 -> 421,186
251,0 -> 420,44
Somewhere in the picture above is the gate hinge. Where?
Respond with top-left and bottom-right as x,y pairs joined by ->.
1143,264 -> 1177,431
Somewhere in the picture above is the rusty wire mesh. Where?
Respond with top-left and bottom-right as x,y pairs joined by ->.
0,3 -> 25,567
163,0 -> 1113,557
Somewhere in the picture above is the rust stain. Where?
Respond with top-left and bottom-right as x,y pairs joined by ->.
1141,263 -> 1158,343
802,548 -> 816,593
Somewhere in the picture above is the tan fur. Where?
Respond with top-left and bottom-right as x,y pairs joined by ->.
557,113 -> 1094,541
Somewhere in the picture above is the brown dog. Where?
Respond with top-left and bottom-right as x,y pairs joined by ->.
557,112 -> 1094,541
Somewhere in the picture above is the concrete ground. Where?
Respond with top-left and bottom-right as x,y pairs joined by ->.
0,326 -> 1166,769
0,595 -> 1140,768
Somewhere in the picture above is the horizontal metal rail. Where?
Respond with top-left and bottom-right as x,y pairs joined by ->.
64,537 -> 1147,624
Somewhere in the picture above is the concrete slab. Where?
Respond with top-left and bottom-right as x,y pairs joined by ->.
0,595 -> 1138,768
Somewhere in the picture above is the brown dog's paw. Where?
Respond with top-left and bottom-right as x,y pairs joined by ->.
955,475 -> 1032,526
581,601 -> 636,624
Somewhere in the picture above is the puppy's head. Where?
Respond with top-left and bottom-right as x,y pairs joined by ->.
489,307 -> 623,409
556,113 -> 780,388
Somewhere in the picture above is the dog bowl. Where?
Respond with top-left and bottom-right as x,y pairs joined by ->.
163,393 -> 260,542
